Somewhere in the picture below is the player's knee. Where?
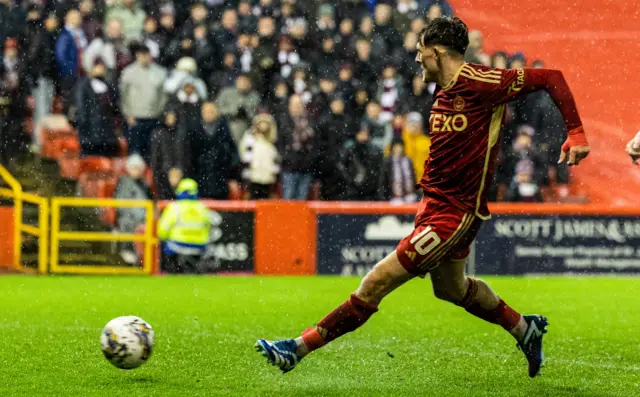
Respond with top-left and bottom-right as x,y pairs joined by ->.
432,280 -> 467,303
355,268 -> 393,304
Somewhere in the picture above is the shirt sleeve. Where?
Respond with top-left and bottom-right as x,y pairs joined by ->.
478,68 -> 584,131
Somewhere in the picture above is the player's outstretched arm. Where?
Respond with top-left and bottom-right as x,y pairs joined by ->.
481,67 -> 591,166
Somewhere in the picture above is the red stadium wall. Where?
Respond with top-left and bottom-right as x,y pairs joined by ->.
450,0 -> 640,205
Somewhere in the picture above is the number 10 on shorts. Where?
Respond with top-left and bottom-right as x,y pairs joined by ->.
410,226 -> 441,255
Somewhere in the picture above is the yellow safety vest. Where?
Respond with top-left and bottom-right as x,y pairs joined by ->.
158,200 -> 212,250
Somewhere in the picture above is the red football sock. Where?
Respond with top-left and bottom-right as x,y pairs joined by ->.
301,294 -> 378,352
461,278 -> 521,331
466,299 -> 522,331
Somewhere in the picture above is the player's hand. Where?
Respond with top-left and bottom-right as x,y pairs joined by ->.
558,145 -> 590,166
626,137 -> 640,165
558,127 -> 590,166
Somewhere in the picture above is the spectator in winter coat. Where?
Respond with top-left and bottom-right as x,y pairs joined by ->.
265,77 -> 289,116
361,101 -> 393,151
275,35 -> 300,80
335,17 -> 355,60
74,59 -> 120,157
311,34 -> 339,77
335,62 -> 355,102
315,3 -> 337,37
115,154 -> 152,265
150,106 -> 186,200
215,73 -> 260,144
164,56 -> 208,100
238,0 -> 258,32
308,68 -> 337,120
105,0 -> 146,44
168,78 -> 203,137
374,2 -> 401,51
393,0 -> 420,34
278,94 -> 316,200
82,18 -> 133,85
24,5 -> 44,50
79,0 -> 102,42
56,8 -> 87,114
208,49 -> 240,99
0,38 -> 28,165
376,64 -> 406,123
402,112 -> 431,183
352,15 -> 387,62
239,113 -> 280,200
190,101 -> 241,200
530,82 -> 569,185
119,44 -> 167,162
465,30 -> 491,66
405,74 -> 434,122
211,8 -> 237,50
506,159 -> 543,203
26,12 -> 59,148
339,124 -> 383,201
316,96 -> 354,200
179,2 -> 209,39
141,16 -> 165,61
379,140 -> 417,202
491,51 -> 509,69
392,30 -> 421,82
190,24 -> 219,79
352,38 -> 378,94
502,125 -> 546,186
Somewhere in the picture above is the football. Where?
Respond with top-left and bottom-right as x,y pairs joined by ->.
100,316 -> 155,369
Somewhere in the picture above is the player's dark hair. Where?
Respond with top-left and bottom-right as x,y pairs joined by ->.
419,17 -> 469,56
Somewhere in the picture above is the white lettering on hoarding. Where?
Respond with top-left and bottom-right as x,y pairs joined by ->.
494,219 -> 640,243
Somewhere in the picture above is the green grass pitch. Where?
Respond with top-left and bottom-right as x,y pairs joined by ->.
1,275 -> 639,396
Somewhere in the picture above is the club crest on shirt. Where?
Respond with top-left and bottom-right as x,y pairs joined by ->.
453,95 -> 465,111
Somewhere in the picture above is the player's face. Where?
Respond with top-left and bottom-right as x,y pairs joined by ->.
415,43 -> 439,83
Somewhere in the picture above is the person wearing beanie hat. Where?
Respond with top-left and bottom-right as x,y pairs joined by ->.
158,178 -> 214,273
164,56 -> 208,99
114,154 -> 152,265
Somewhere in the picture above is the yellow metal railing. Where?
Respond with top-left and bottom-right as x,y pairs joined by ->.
50,197 -> 155,275
0,165 -> 49,273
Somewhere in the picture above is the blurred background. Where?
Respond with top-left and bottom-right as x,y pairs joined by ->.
0,0 -> 638,276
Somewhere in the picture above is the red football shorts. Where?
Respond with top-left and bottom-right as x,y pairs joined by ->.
396,196 -> 482,277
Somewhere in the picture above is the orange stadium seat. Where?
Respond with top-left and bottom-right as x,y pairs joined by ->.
56,138 -> 82,179
41,127 -> 77,159
78,157 -> 113,176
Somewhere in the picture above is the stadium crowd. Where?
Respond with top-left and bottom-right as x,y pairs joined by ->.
0,0 -> 568,204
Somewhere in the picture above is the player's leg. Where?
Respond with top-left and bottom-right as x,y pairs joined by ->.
294,251 -> 414,357
430,256 -> 548,377
429,257 -> 526,339
255,251 -> 414,372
